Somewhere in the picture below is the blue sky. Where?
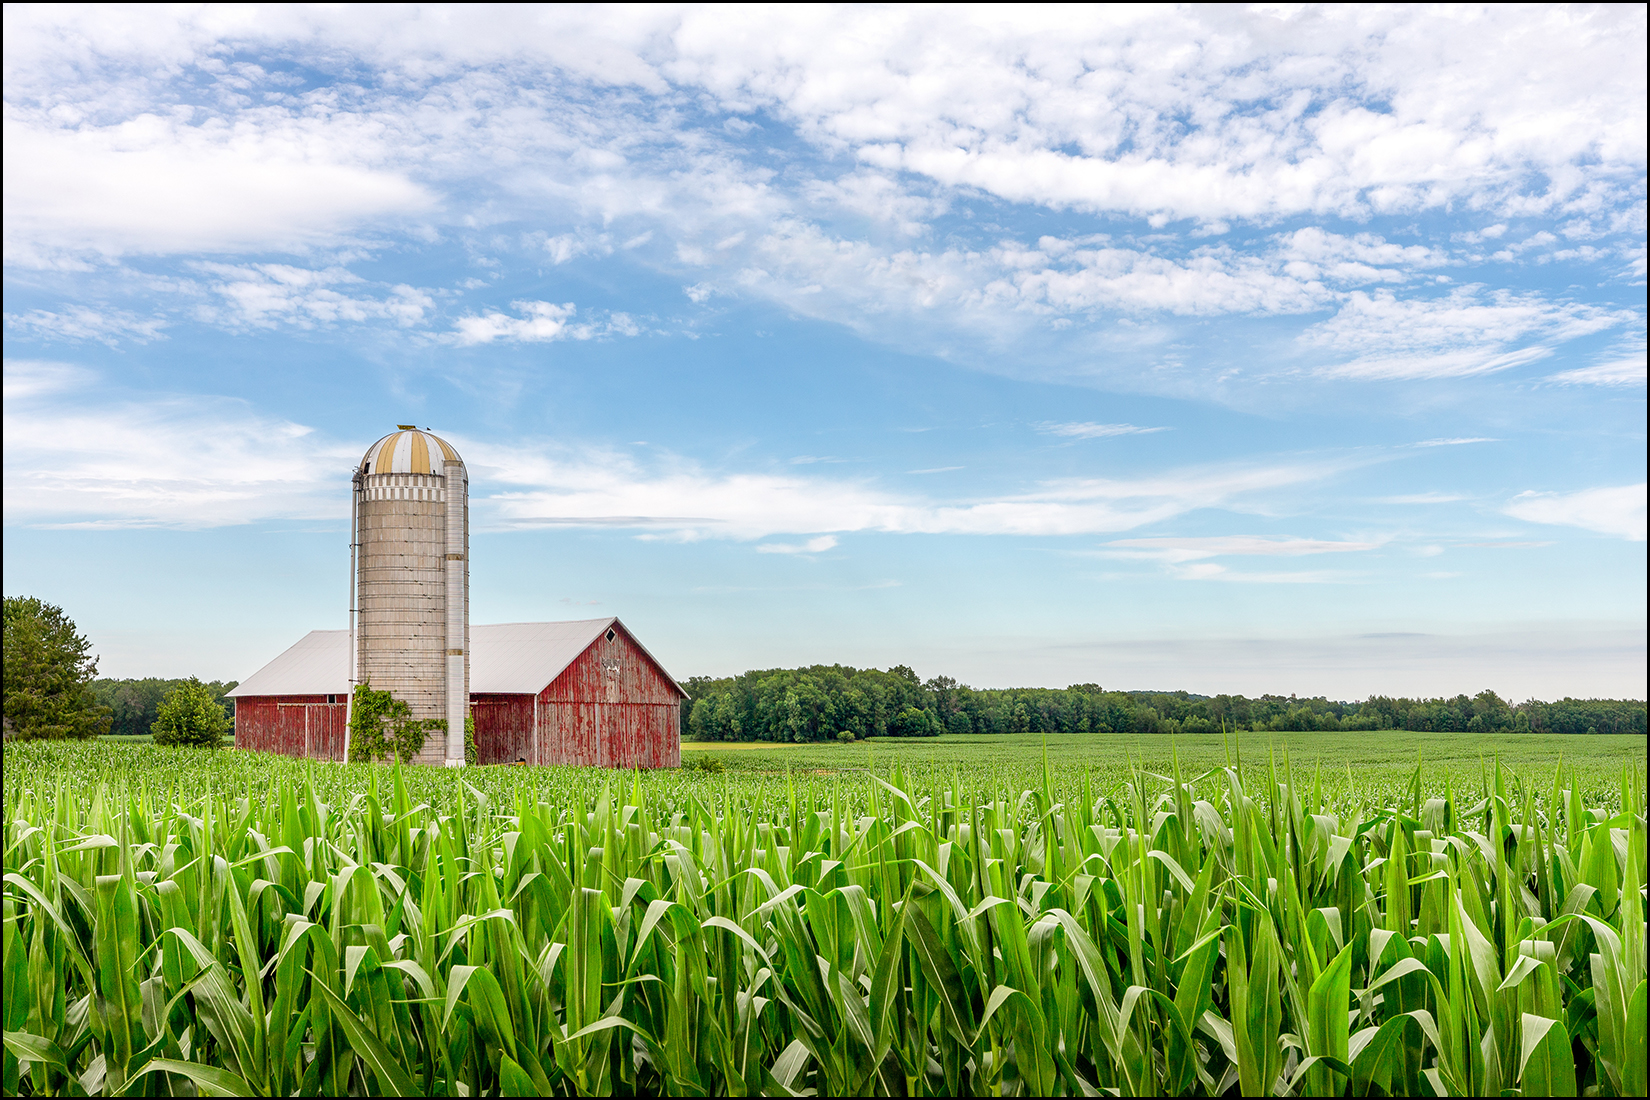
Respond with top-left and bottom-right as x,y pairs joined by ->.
3,4 -> 1645,699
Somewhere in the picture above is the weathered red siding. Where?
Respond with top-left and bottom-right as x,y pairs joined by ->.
471,693 -> 536,765
233,695 -> 346,759
468,623 -> 682,768
536,624 -> 681,768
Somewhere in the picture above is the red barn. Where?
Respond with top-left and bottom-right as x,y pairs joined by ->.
227,617 -> 685,768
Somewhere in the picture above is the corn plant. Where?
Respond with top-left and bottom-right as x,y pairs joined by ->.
2,740 -> 1644,1096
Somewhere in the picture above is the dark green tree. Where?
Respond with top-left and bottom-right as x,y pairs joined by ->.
151,678 -> 230,749
2,596 -> 110,740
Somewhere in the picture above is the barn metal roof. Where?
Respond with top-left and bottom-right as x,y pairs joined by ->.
227,618 -> 686,698
228,629 -> 348,697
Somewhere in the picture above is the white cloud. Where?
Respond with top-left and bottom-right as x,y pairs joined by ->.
1414,438 -> 1496,448
1272,228 -> 1448,284
474,440 -> 1343,540
1305,288 -> 1629,380
8,6 -> 1643,232
1000,241 -> 1332,316
543,233 -> 614,265
3,111 -> 436,267
1163,563 -> 1360,585
1101,536 -> 1382,564
2,364 -> 354,528
1037,422 -> 1169,439
3,5 -> 1640,397
4,367 -> 1346,537
1547,355 -> 1648,386
4,306 -> 167,345
1,359 -> 98,400
1377,492 -> 1470,504
193,263 -> 433,329
1504,484 -> 1647,541
448,301 -> 640,345
667,5 -> 1645,221
756,535 -> 838,554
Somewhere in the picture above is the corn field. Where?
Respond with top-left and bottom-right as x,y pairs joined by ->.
3,743 -> 1645,1096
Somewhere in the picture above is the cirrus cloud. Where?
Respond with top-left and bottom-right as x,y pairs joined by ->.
1504,484 -> 1647,541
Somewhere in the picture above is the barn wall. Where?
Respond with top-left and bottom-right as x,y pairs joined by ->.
233,695 -> 346,759
471,693 -> 535,765
536,701 -> 680,768
535,625 -> 682,768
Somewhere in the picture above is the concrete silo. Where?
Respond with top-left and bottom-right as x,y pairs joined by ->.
348,426 -> 468,765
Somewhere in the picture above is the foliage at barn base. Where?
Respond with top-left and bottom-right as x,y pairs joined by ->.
1,738 -> 1643,1097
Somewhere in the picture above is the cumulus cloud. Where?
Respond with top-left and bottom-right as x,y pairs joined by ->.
194,263 -> 434,330
1504,484 -> 1647,541
448,301 -> 641,345
2,6 -> 1642,396
3,110 -> 436,267
998,240 -> 1332,316
7,5 -> 1643,233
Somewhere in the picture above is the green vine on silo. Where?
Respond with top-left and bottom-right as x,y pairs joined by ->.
347,683 -> 443,763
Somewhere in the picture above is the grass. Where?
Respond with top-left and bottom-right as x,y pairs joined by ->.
2,734 -> 1645,1096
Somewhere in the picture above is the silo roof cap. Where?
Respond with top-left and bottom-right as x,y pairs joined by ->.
362,428 -> 464,475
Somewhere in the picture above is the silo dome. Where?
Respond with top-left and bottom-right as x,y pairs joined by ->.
361,426 -> 464,475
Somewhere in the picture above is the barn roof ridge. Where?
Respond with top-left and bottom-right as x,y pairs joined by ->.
228,618 -> 686,700
604,617 -> 689,700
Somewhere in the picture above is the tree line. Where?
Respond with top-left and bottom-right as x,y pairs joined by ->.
89,677 -> 238,737
682,664 -> 1648,743
9,595 -> 1644,748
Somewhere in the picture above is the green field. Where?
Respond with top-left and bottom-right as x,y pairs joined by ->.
3,735 -> 1645,1097
679,729 -> 1644,806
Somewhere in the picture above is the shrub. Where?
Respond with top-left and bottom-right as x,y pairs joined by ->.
150,678 -> 230,749
836,729 -> 855,743
682,753 -> 725,773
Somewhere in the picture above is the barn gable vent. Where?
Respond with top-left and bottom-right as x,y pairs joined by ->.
605,628 -> 616,641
